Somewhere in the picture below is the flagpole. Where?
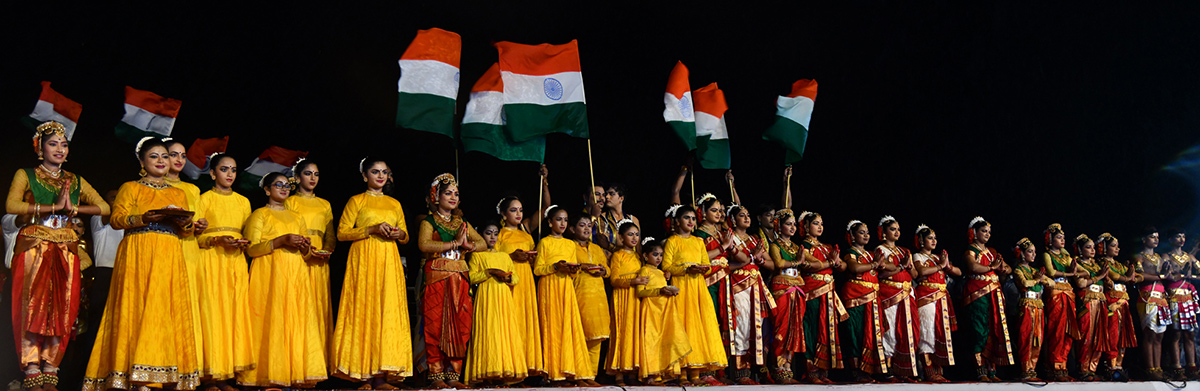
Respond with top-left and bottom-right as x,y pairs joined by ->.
785,164 -> 792,207
689,169 -> 695,207
728,177 -> 735,204
455,148 -> 460,180
538,172 -> 544,238
587,139 -> 596,204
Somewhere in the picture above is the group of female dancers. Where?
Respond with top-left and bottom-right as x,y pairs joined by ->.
8,120 -> 1200,390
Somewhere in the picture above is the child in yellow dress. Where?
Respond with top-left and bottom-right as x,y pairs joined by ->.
606,221 -> 646,385
637,237 -> 689,385
464,222 -> 528,386
533,206 -> 595,387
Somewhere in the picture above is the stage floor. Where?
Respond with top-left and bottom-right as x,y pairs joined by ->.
310,383 -> 1200,391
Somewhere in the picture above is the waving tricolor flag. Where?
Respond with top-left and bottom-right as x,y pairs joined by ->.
461,64 -> 546,162
663,62 -> 696,151
237,146 -> 308,192
24,82 -> 83,140
395,28 -> 461,138
115,86 -> 182,143
693,83 -> 730,169
181,136 -> 230,180
762,79 -> 818,163
496,40 -> 588,142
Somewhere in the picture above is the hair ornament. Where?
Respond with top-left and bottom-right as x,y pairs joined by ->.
878,215 -> 897,227
847,219 -> 864,232
544,204 -> 559,219
1016,237 -> 1034,249
696,193 -> 717,206
258,174 -> 270,189
915,224 -> 931,235
289,157 -> 308,177
725,203 -> 742,216
797,210 -> 813,222
664,204 -> 683,218
615,217 -> 634,228
495,197 -> 507,215
428,173 -> 458,203
135,136 -> 157,157
969,216 -> 987,229
359,157 -> 368,172
1075,233 -> 1090,242
33,121 -> 69,155
642,237 -> 656,246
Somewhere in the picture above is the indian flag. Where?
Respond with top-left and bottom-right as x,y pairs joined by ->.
23,81 -> 83,140
461,63 -> 546,162
181,136 -> 229,180
237,146 -> 308,192
496,40 -> 588,142
762,79 -> 818,163
395,28 -> 461,138
115,86 -> 182,143
693,83 -> 730,170
663,61 -> 696,151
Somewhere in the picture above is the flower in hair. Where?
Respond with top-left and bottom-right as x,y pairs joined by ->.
135,136 -> 157,157
847,220 -> 864,232
968,216 -> 987,228
878,215 -> 897,227
544,205 -> 559,219
664,204 -> 683,218
914,224 -> 931,235
695,193 -> 717,206
641,237 -> 656,246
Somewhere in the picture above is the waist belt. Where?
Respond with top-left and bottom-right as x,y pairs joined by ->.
1024,291 -> 1042,299
919,282 -> 947,291
882,280 -> 912,290
969,274 -> 999,281
806,273 -> 834,282
851,279 -> 878,290
781,268 -> 800,278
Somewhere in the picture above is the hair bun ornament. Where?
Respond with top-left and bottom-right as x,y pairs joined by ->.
289,157 -> 307,177
878,215 -> 897,227
358,157 -> 368,172
641,237 -> 656,246
695,193 -> 717,206
135,136 -> 157,157
847,219 -> 864,232
495,198 -> 507,216
1016,237 -> 1034,249
1075,233 -> 1090,242
914,224 -> 931,235
797,210 -> 813,222
615,217 -> 634,228
664,204 -> 683,218
544,204 -> 559,220
258,173 -> 270,189
431,173 -> 457,188
725,203 -> 741,216
1046,223 -> 1062,232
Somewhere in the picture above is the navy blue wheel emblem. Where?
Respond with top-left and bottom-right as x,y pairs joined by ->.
679,95 -> 693,119
454,71 -> 460,83
544,78 -> 564,101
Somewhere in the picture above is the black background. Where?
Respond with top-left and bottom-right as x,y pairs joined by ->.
3,1 -> 1200,385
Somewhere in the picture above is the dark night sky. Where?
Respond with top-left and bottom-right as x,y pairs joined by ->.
3,1 -> 1200,384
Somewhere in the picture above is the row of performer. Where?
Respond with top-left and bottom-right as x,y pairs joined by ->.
8,121 -> 1199,390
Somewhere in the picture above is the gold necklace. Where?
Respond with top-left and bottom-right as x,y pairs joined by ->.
38,164 -> 61,178
435,210 -> 452,223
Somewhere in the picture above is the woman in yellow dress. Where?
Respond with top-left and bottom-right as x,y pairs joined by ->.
330,157 -> 412,388
8,121 -> 109,391
284,158 -> 336,359
417,173 -> 485,388
238,172 -> 326,386
194,153 -> 255,389
636,238 -> 688,385
533,206 -> 594,387
661,204 -> 727,386
164,139 -> 207,371
464,221 -> 527,386
493,165 -> 550,379
83,137 -> 201,391
568,212 -> 610,382
606,221 -> 645,385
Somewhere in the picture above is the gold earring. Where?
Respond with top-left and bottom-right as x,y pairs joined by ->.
37,154 -> 43,161
139,168 -> 147,177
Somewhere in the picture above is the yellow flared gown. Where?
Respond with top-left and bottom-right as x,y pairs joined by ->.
330,192 -> 413,380
496,226 -> 543,374
167,178 -> 206,369
662,235 -> 727,371
574,242 -> 610,341
534,236 -> 594,381
237,206 -> 327,386
637,265 -> 690,380
83,180 -> 200,391
464,250 -> 528,384
606,249 -> 642,374
195,189 -> 255,380
285,193 -> 337,358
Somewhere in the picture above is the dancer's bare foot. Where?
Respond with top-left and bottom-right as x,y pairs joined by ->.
429,380 -> 450,389
445,380 -> 470,389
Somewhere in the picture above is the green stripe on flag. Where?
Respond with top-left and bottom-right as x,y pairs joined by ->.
668,120 -> 697,150
696,136 -> 730,169
462,123 -> 545,163
503,102 -> 588,142
396,92 -> 456,138
19,116 -> 42,131
114,122 -> 166,144
762,115 -> 809,164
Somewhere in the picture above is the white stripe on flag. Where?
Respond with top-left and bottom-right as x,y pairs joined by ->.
695,112 -> 728,140
663,91 -> 694,123
777,95 -> 815,128
500,71 -> 586,105
121,103 -> 176,136
30,100 -> 78,140
244,159 -> 290,177
463,91 -> 505,126
398,59 -> 460,100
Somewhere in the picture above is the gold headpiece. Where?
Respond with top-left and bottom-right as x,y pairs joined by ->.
1016,237 -> 1034,249
33,121 -> 68,156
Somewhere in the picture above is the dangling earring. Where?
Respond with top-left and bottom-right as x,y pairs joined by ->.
37,154 -> 43,161
139,168 -> 147,177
